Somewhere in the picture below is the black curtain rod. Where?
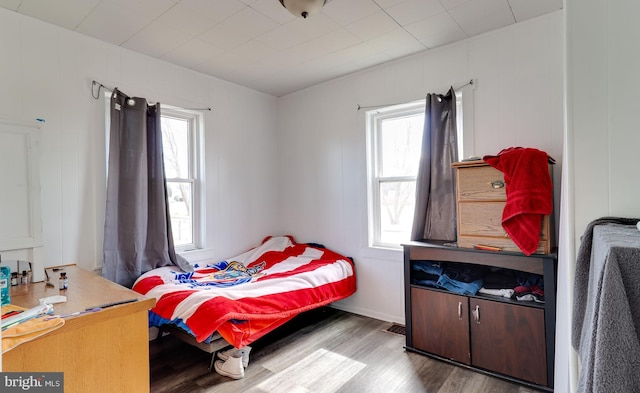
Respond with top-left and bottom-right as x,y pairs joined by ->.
357,79 -> 474,111
91,80 -> 211,111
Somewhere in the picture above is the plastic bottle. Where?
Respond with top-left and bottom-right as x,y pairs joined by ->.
59,272 -> 68,290
0,266 -> 10,306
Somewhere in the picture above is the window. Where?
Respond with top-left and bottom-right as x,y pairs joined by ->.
366,92 -> 466,249
103,93 -> 204,256
160,108 -> 202,251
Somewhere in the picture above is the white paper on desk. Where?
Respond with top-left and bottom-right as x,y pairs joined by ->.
39,295 -> 67,305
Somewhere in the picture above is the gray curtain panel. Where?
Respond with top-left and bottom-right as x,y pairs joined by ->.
102,88 -> 185,288
411,87 -> 458,241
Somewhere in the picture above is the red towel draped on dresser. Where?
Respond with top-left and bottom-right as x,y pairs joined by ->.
483,147 -> 553,255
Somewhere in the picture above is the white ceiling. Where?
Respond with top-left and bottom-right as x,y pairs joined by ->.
0,0 -> 562,97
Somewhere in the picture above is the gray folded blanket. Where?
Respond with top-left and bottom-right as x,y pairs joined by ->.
571,217 -> 640,393
571,216 -> 639,349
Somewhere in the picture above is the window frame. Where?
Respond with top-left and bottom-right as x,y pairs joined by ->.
366,89 -> 470,250
160,106 -> 203,252
366,100 -> 425,250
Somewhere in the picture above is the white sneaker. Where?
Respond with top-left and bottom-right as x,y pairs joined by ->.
214,355 -> 245,379
217,346 -> 252,368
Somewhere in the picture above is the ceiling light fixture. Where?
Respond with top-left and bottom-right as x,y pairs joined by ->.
279,0 -> 327,19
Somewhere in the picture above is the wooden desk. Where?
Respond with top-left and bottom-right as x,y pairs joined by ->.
2,266 -> 155,393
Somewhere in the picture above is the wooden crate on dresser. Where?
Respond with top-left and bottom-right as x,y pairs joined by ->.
452,160 -> 552,254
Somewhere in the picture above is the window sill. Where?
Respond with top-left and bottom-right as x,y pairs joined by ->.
359,245 -> 404,262
177,248 -> 216,265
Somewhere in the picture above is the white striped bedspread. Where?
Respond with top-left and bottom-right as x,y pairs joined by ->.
133,236 -> 356,349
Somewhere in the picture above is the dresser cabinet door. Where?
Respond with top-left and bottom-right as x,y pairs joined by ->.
411,288 -> 470,364
469,298 -> 547,386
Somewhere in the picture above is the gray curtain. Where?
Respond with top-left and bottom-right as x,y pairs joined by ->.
102,88 -> 184,288
411,87 -> 458,241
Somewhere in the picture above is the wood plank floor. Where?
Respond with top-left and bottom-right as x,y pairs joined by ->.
150,308 -> 546,393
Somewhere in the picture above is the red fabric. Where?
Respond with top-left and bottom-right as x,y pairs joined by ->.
483,147 -> 553,255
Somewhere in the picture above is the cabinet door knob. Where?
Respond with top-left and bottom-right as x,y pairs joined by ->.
458,301 -> 463,320
472,305 -> 480,324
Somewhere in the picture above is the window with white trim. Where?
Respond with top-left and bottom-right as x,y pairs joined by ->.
160,107 -> 202,251
366,92 -> 466,249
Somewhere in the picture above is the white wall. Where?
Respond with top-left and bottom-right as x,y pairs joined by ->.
567,0 -> 640,237
277,11 -> 564,323
563,0 -> 640,392
0,8 -> 280,273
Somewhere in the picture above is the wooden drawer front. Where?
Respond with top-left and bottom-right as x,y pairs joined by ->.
458,202 -> 507,237
456,165 -> 506,201
457,199 -> 551,254
459,202 -> 549,238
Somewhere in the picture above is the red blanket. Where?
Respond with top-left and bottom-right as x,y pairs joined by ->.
483,147 -> 553,255
133,236 -> 356,348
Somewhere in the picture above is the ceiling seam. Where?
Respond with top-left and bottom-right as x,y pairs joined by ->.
370,0 -> 428,50
73,0 -> 103,30
506,0 -> 517,22
119,1 -> 195,47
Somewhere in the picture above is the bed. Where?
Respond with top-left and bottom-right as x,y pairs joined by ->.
133,235 -> 356,368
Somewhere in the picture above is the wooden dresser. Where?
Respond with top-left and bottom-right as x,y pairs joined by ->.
2,265 -> 155,393
403,241 -> 557,391
452,160 -> 552,254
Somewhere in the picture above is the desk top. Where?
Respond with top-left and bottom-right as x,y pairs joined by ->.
8,265 -> 155,329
